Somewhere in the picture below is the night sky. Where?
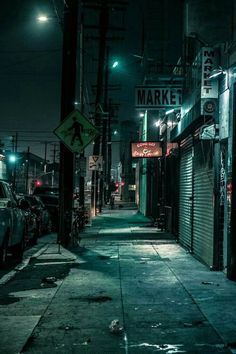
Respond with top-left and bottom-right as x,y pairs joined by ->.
0,0 -> 182,160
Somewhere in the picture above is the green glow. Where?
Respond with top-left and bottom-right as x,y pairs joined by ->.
37,15 -> 49,22
112,61 -> 119,68
9,154 -> 16,163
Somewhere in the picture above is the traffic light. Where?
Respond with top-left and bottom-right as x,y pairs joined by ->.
35,180 -> 43,187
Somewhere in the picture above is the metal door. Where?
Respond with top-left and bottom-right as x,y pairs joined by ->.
179,137 -> 193,250
193,141 -> 214,266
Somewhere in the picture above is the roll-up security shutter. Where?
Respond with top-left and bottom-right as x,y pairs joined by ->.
179,137 -> 193,249
193,141 -> 214,266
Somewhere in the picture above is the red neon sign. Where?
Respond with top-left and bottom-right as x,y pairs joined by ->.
131,142 -> 162,158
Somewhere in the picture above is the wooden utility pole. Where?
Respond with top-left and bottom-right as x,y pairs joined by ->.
91,0 -> 109,216
79,15 -> 85,209
58,0 -> 78,246
88,1 -> 126,214
25,146 -> 30,194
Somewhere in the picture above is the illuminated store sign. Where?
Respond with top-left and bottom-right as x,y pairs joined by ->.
131,142 -> 162,158
135,86 -> 182,109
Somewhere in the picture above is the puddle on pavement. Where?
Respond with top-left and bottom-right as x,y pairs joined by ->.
126,343 -> 186,352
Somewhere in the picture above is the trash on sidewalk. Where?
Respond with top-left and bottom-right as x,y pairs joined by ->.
42,276 -> 57,284
58,324 -> 75,331
183,322 -> 193,327
40,276 -> 57,288
109,319 -> 123,335
201,281 -> 219,286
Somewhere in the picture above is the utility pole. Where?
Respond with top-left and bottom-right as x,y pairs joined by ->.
79,14 -> 85,209
91,0 -> 109,216
58,0 -> 78,247
25,146 -> 30,194
12,132 -> 18,191
88,1 -> 126,215
44,141 -> 48,173
52,144 -> 57,187
100,46 -> 109,207
107,98 -> 112,203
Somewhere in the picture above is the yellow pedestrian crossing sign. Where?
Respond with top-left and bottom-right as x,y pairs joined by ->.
54,109 -> 99,153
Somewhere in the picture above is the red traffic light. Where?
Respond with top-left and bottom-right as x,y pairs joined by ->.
35,180 -> 43,187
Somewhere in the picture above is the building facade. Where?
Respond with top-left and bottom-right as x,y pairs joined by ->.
136,0 -> 236,279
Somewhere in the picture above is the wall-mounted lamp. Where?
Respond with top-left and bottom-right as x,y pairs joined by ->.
165,109 -> 175,115
209,66 -> 226,79
154,119 -> 161,127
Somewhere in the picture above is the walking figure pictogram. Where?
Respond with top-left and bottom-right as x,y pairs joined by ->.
68,116 -> 84,146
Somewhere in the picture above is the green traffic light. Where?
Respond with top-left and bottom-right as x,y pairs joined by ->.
9,154 -> 17,163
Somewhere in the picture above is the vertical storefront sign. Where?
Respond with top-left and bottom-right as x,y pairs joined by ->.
201,47 -> 219,99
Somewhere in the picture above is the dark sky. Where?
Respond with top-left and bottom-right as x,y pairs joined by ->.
0,0 -> 183,160
0,0 -> 62,158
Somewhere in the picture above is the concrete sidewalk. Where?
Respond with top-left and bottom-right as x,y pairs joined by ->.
1,206 -> 236,353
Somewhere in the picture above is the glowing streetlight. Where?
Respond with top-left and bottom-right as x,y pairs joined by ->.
154,120 -> 161,127
165,109 -> 175,115
37,15 -> 49,23
112,61 -> 119,68
9,154 -> 17,163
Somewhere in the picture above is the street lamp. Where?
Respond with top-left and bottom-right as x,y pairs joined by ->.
9,154 -> 17,163
37,15 -> 49,23
209,66 -> 226,79
112,60 -> 119,68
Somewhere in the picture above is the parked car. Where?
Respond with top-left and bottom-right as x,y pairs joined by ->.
33,186 -> 59,196
37,194 -> 59,231
32,186 -> 59,231
18,197 -> 39,246
23,195 -> 52,235
0,181 -> 26,266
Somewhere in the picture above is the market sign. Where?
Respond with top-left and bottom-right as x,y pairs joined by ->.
131,142 -> 162,158
135,86 -> 182,109
201,47 -> 218,99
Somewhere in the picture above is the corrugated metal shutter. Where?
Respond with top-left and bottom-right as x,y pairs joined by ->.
179,137 -> 193,249
193,141 -> 214,266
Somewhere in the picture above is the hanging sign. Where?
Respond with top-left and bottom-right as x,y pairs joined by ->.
131,142 -> 162,158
